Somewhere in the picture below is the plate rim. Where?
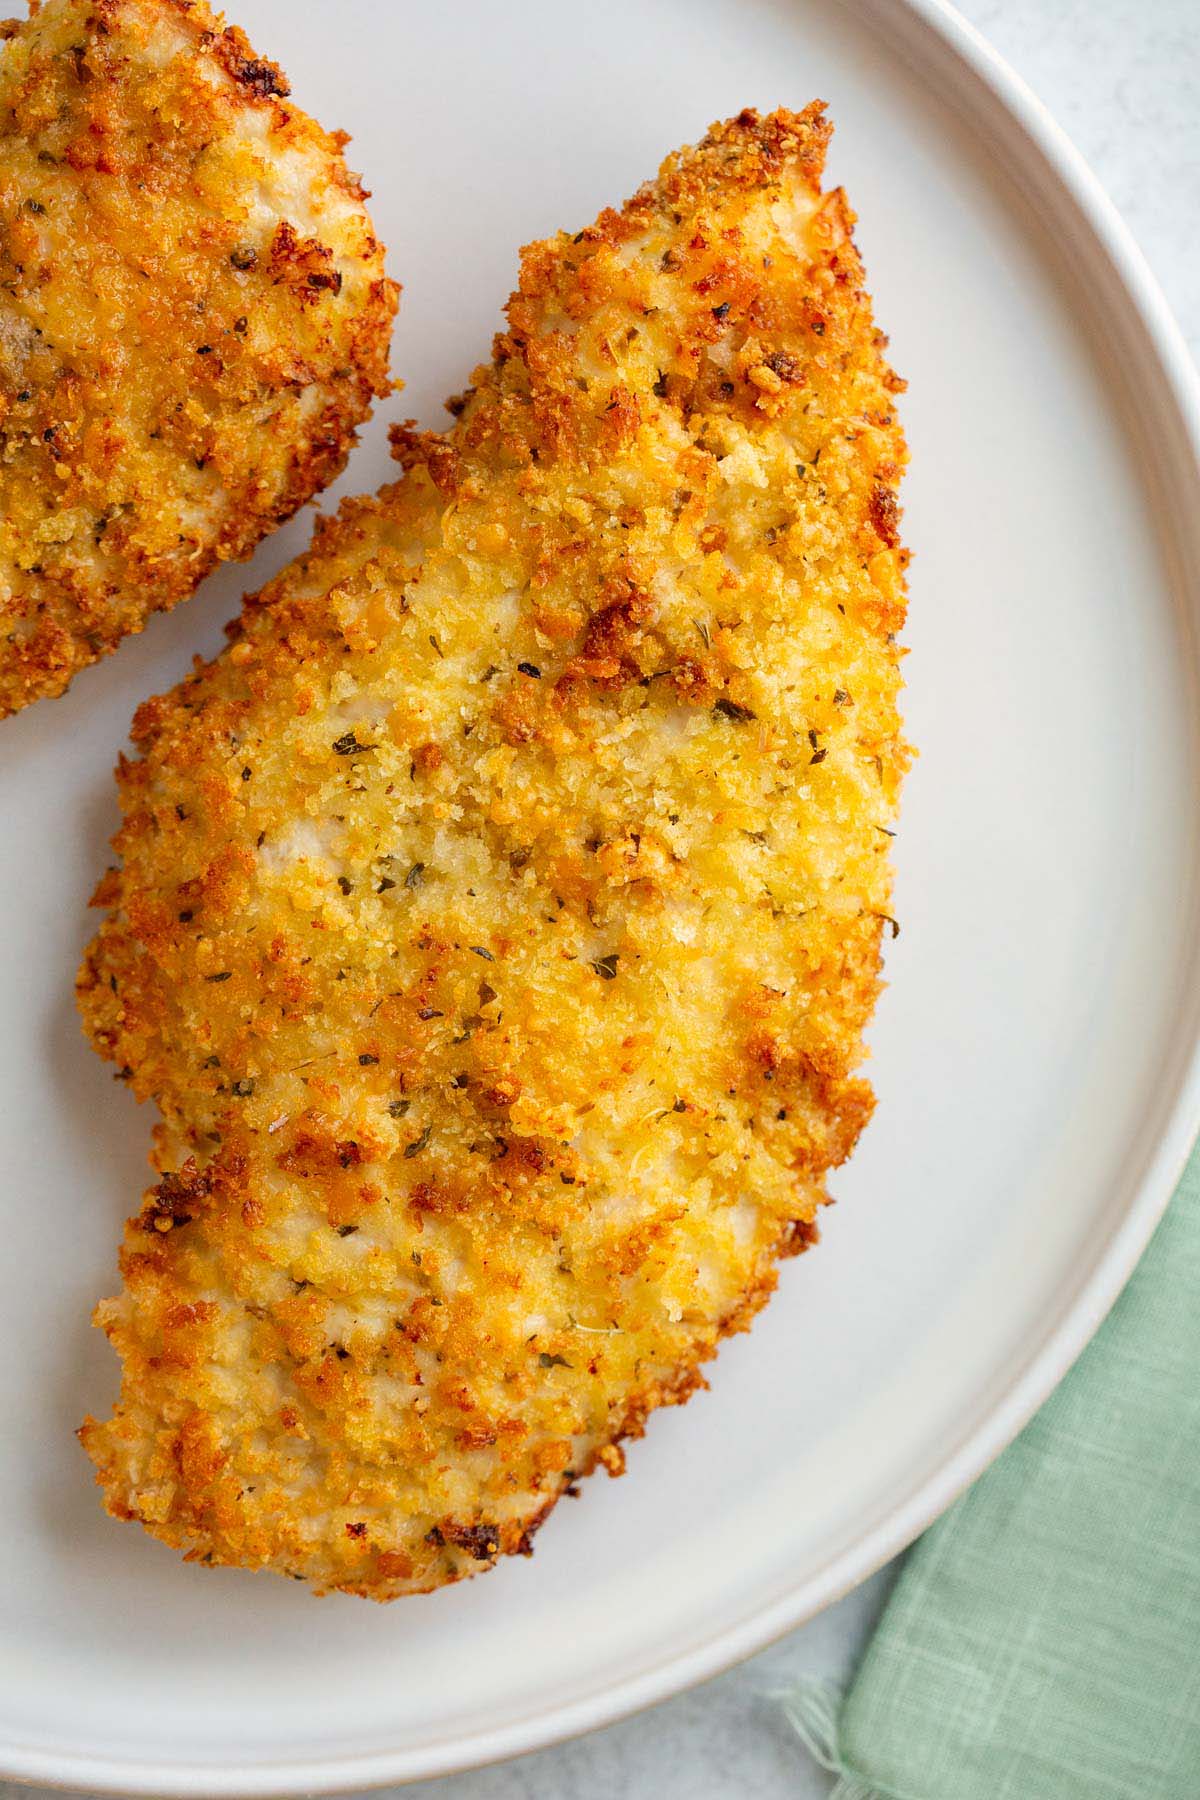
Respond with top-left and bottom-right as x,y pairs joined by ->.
8,0 -> 1200,1789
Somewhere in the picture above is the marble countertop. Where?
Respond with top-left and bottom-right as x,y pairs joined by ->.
2,6 -> 1192,1800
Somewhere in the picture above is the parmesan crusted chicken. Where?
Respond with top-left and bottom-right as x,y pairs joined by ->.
78,105 -> 909,1597
0,0 -> 396,716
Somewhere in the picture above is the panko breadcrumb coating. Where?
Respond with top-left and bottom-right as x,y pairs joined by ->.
78,104 -> 909,1597
0,0 -> 396,716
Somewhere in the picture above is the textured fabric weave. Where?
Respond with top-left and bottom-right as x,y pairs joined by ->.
785,1147 -> 1200,1799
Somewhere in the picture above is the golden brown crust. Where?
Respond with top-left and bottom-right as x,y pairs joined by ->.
0,0 -> 397,716
78,104 -> 909,1597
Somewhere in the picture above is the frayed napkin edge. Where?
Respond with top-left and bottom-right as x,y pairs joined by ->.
774,1676 -> 921,1800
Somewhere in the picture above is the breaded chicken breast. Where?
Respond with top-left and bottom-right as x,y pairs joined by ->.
0,0 -> 396,716
78,105 -> 909,1597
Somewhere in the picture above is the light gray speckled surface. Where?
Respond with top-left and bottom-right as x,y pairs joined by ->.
4,5 -> 1193,1798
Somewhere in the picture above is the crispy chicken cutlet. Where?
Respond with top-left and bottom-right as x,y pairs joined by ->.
0,0 -> 396,716
78,105 -> 909,1597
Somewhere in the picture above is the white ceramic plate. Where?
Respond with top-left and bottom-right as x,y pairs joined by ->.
2,0 -> 1199,1791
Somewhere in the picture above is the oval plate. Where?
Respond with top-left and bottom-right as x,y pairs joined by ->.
2,0 -> 1199,1789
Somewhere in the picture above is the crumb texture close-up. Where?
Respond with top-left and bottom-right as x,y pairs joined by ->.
0,0 -> 396,717
77,103 -> 909,1598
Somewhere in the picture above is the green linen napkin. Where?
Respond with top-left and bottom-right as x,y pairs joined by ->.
783,1146 -> 1200,1799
